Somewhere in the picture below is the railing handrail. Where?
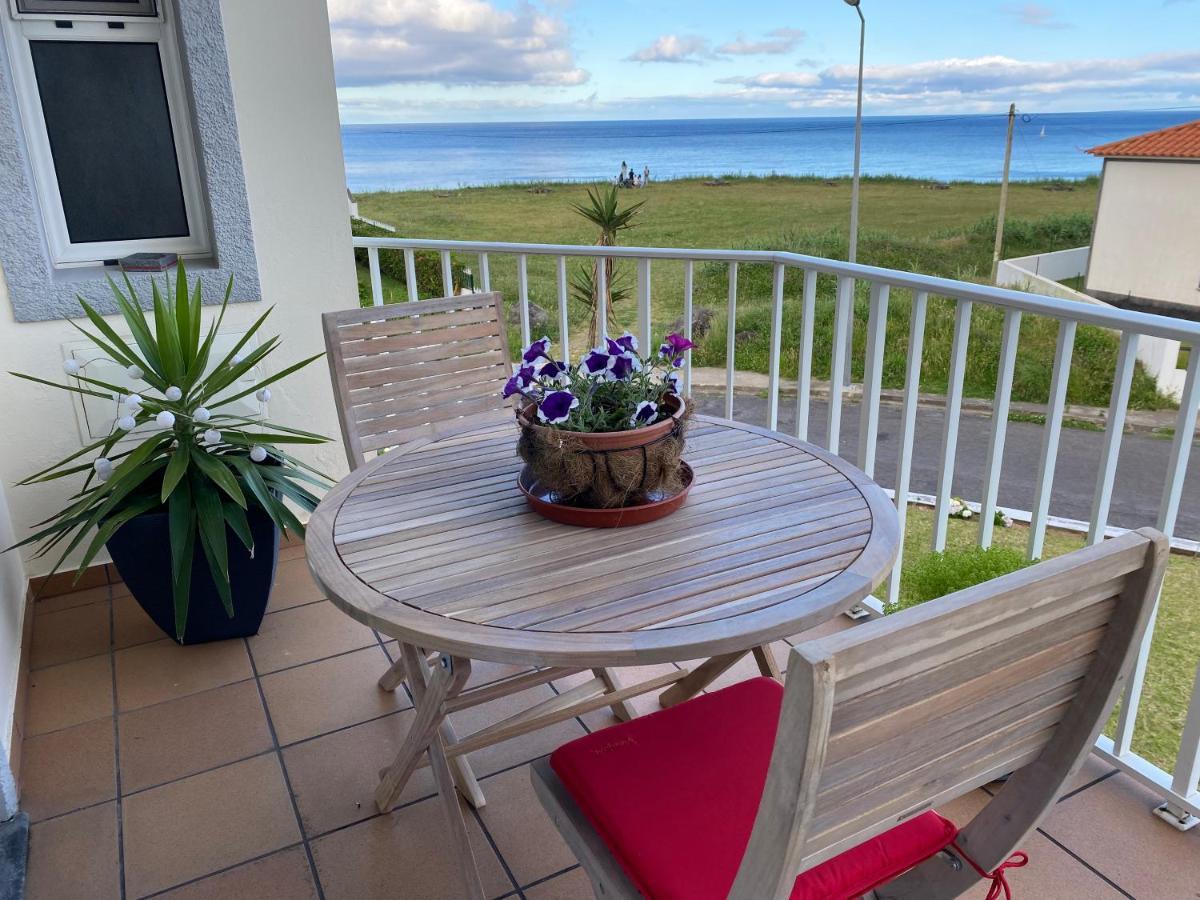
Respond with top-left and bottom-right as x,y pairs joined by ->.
352,235 -> 1200,344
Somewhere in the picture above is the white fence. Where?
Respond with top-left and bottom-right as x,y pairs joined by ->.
354,234 -> 1200,829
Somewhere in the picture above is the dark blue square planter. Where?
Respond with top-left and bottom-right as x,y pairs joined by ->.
106,505 -> 280,644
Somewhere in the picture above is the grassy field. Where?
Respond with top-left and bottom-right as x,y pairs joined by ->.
899,505 -> 1196,775
354,175 -> 1173,411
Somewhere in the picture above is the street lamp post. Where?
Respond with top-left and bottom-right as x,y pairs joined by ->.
845,0 -> 865,264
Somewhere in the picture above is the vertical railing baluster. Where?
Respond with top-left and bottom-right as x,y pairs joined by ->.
556,256 -> 570,359
795,270 -> 816,442
827,275 -> 853,454
887,290 -> 929,606
1027,319 -> 1077,560
932,299 -> 973,552
979,309 -> 1022,548
857,283 -> 889,478
1088,331 -> 1139,545
441,250 -> 454,297
767,263 -> 785,432
596,257 -> 608,344
517,254 -> 531,347
637,258 -> 652,353
1114,348 -> 1200,756
725,263 -> 738,419
1171,663 -> 1200,802
367,247 -> 384,307
403,249 -> 418,302
683,260 -> 695,396
479,253 -> 491,292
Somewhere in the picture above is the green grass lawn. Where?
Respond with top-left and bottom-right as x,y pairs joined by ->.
354,175 -> 1172,411
900,505 -> 1197,774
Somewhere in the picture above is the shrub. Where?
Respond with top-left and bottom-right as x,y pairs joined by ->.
351,220 -> 468,299
891,546 -> 1032,614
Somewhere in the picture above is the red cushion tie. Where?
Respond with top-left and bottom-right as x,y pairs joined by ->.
949,842 -> 1028,900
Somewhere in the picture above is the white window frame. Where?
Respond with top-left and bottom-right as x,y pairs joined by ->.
2,0 -> 210,268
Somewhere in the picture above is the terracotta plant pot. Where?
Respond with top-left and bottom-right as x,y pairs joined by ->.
517,393 -> 685,452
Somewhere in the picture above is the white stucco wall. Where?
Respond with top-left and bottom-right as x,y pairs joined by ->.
0,0 -> 355,590
0,482 -> 25,751
1086,159 -> 1200,308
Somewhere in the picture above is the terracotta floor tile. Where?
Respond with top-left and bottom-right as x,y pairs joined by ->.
1041,770 -> 1200,899
477,764 -> 576,885
155,845 -> 318,900
20,717 -> 116,821
785,614 -> 855,645
24,653 -> 113,736
279,538 -> 307,561
24,802 -> 120,900
311,794 -> 512,900
122,753 -> 301,898
960,830 -> 1127,900
523,867 -> 590,899
266,556 -> 326,612
33,584 -> 109,616
107,567 -> 132,598
248,601 -> 375,674
283,709 -> 436,836
113,593 -> 169,649
261,645 -> 410,745
706,641 -> 791,692
119,680 -> 273,793
448,684 -> 588,779
30,600 -> 111,669
115,638 -> 253,711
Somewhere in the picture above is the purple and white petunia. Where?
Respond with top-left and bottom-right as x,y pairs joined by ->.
658,332 -> 696,367
537,390 -> 579,425
502,363 -> 538,398
665,370 -> 682,394
581,348 -> 616,380
606,332 -> 638,355
630,400 -> 658,427
522,336 -> 552,364
610,353 -> 641,380
535,358 -> 570,384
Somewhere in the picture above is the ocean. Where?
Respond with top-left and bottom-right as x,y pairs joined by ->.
341,109 -> 1198,193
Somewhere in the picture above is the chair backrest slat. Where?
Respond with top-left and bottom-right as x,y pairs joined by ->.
322,292 -> 514,468
729,527 -> 1168,900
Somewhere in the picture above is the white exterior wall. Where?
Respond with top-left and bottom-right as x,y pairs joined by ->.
0,0 -> 356,731
0,483 -> 25,752
1087,159 -> 1200,308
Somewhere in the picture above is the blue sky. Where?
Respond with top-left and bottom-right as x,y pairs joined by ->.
327,0 -> 1200,123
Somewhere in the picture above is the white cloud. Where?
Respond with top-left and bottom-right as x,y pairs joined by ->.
626,34 -> 714,64
1003,4 -> 1071,29
326,0 -> 588,87
716,28 -> 806,56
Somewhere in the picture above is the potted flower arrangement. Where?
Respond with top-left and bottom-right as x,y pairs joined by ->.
6,265 -> 330,643
506,330 -> 695,523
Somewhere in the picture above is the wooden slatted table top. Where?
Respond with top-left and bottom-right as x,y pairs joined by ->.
307,415 -> 899,667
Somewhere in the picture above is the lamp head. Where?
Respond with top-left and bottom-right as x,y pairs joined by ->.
843,0 -> 861,5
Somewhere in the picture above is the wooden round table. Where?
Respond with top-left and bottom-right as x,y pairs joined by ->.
306,414 -> 899,898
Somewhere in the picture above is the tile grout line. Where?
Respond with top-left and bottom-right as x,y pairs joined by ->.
243,635 -> 328,900
1034,827 -> 1136,898
139,840 -> 310,899
106,580 -> 129,900
519,863 -> 581,892
467,803 -> 525,900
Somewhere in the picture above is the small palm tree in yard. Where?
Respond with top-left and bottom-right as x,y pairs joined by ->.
6,264 -> 331,641
571,185 -> 645,345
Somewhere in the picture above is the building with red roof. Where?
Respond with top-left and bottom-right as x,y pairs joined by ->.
1083,120 -> 1200,318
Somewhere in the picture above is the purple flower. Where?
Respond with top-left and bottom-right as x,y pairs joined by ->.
606,333 -> 638,355
537,390 -> 579,425
581,349 -> 615,379
536,358 -> 569,381
665,370 -> 682,394
522,336 -> 552,364
610,353 -> 641,380
502,364 -> 537,398
659,332 -> 696,366
630,400 -> 658,427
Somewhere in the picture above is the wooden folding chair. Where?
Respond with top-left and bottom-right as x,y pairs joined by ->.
533,527 -> 1168,899
321,292 -> 638,811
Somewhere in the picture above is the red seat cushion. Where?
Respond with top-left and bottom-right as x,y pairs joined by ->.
550,677 -> 958,899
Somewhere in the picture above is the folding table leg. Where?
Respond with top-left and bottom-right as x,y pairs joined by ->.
377,656 -> 407,692
428,731 -> 487,900
593,667 -> 636,722
440,718 -> 486,809
752,644 -> 782,681
658,650 -> 747,708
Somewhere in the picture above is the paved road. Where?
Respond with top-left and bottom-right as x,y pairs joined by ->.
692,391 -> 1200,541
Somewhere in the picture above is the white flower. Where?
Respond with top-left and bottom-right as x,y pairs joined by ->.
961,508 -> 973,519
256,388 -> 272,403
202,429 -> 221,446
155,410 -> 176,428
126,365 -> 144,380
1002,515 -> 1014,528
62,359 -> 81,375
116,415 -> 136,431
193,407 -> 211,423
93,457 -> 113,473
164,385 -> 182,401
123,393 -> 143,409
97,469 -> 111,482
249,445 -> 268,463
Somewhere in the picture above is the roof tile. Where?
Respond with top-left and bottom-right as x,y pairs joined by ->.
1087,119 -> 1200,159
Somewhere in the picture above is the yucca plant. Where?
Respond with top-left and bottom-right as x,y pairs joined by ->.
571,184 -> 645,344
6,263 -> 330,639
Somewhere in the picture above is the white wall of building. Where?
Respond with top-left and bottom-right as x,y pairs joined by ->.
0,481 -> 26,752
1087,159 -> 1200,309
0,0 -> 355,574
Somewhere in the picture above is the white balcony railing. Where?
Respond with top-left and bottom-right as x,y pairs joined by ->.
353,234 -> 1200,830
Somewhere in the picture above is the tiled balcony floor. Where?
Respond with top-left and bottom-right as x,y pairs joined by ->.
18,547 -> 1200,899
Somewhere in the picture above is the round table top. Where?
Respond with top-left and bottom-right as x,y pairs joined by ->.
307,415 -> 899,668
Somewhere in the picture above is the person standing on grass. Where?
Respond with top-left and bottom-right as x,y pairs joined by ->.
643,165 -> 650,186
620,161 -> 629,184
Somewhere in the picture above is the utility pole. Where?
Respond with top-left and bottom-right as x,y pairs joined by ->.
991,103 -> 1017,283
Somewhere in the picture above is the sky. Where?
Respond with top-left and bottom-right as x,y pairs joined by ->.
327,0 -> 1200,124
